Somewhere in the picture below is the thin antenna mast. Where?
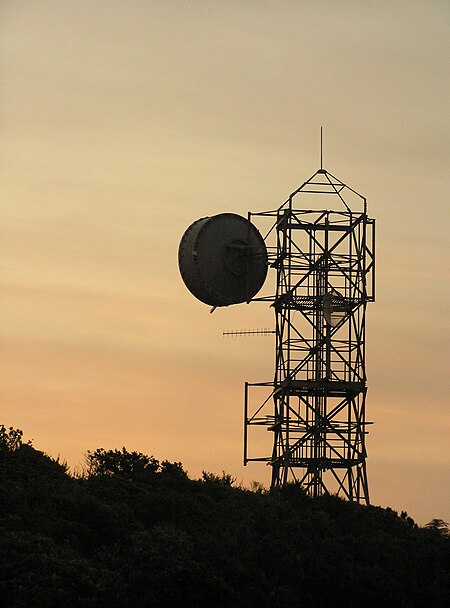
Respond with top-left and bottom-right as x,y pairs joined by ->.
320,126 -> 323,170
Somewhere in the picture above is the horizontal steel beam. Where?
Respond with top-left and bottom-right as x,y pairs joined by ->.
277,379 -> 365,397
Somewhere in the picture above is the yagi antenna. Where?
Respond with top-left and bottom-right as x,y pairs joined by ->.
223,328 -> 275,337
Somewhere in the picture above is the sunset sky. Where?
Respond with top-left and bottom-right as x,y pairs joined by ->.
1,1 -> 448,524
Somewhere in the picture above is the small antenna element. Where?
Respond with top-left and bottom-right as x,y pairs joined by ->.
320,126 -> 323,170
223,328 -> 275,337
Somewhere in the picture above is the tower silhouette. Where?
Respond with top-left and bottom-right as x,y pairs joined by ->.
179,164 -> 375,503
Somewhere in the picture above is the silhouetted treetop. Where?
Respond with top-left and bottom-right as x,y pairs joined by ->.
425,518 -> 450,536
85,447 -> 160,479
0,425 -> 28,455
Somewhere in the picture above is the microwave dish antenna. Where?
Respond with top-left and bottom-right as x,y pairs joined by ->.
323,289 -> 348,327
178,213 -> 268,307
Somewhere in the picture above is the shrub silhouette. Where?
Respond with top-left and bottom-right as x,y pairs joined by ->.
0,425 -> 28,455
425,518 -> 450,536
85,447 -> 160,479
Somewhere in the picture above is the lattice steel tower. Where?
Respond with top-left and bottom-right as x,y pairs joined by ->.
179,163 -> 376,504
244,168 -> 375,503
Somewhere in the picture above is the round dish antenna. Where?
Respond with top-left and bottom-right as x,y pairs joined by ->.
323,289 -> 347,327
178,213 -> 268,307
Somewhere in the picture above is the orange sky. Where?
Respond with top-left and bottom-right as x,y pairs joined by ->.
1,1 -> 449,524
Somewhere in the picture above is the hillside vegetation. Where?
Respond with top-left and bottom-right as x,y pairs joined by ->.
0,425 -> 448,607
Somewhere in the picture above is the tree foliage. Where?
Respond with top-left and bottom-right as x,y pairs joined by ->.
0,426 -> 448,608
201,470 -> 236,486
0,425 -> 28,455
425,519 -> 450,536
85,447 -> 160,478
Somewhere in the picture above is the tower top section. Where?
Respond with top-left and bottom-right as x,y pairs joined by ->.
285,168 -> 367,215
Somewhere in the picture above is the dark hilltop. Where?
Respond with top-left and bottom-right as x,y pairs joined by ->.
0,425 -> 448,607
